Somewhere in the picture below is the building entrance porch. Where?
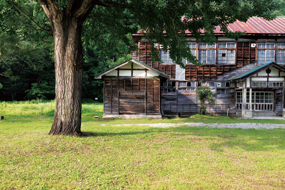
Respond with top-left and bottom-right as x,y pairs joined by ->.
236,91 -> 274,111
236,88 -> 284,118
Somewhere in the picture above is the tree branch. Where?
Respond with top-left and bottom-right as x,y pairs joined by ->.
66,0 -> 76,14
74,0 -> 95,19
8,0 -> 52,33
93,0 -> 134,9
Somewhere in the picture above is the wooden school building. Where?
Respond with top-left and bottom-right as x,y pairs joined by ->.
95,17 -> 285,118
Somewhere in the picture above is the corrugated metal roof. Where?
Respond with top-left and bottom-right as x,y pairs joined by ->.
228,62 -> 285,80
137,17 -> 285,34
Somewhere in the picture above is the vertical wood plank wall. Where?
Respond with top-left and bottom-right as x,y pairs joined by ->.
104,78 -> 161,115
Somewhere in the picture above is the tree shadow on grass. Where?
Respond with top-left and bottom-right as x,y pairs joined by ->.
82,126 -> 285,152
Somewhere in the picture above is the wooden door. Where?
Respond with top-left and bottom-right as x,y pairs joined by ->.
119,92 -> 145,114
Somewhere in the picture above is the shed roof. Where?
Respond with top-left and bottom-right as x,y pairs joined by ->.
228,62 -> 285,81
94,58 -> 169,79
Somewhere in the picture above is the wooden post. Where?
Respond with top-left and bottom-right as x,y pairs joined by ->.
145,91 -> 147,115
249,88 -> 252,111
111,78 -> 113,114
242,81 -> 247,117
145,78 -> 147,115
118,91 -> 120,114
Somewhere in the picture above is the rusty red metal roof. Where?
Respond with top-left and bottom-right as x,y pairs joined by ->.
137,17 -> 285,34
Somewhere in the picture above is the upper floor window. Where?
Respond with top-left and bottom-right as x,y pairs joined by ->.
198,43 -> 216,64
257,43 -> 275,64
160,50 -> 174,64
217,43 -> 236,64
159,42 -> 237,65
183,42 -> 196,64
277,43 -> 285,64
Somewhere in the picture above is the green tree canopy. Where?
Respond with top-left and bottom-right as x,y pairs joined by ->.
0,0 -> 279,136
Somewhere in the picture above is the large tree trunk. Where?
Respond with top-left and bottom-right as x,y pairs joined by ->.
38,0 -> 95,136
49,19 -> 83,136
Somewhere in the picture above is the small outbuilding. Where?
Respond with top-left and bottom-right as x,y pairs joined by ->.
95,58 -> 168,118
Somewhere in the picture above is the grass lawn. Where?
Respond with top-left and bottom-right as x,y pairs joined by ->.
1,100 -> 285,189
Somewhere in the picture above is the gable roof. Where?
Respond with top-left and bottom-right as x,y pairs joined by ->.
136,17 -> 285,35
228,62 -> 285,81
95,58 -> 169,79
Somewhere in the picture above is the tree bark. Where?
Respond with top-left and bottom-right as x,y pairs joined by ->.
49,18 -> 83,136
37,0 -> 94,136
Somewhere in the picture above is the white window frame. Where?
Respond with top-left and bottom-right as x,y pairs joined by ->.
198,43 -> 216,64
217,42 -> 236,64
257,43 -> 275,64
276,43 -> 285,64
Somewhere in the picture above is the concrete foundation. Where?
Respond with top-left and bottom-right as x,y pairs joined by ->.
282,109 -> 285,118
238,111 -> 278,118
243,110 -> 253,118
103,114 -> 162,119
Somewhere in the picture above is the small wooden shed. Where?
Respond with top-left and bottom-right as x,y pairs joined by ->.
95,58 -> 169,118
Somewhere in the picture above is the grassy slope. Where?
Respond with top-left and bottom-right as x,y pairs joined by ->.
0,101 -> 285,189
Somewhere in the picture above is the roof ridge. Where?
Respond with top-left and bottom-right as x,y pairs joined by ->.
228,62 -> 285,80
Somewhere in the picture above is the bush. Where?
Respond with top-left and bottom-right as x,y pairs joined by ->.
196,86 -> 216,115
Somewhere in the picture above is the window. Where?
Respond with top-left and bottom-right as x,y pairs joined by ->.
198,43 -> 216,64
209,82 -> 215,88
217,43 -> 236,64
252,82 -> 267,87
236,92 -> 273,103
252,81 -> 284,87
217,89 -> 231,94
160,50 -> 174,64
160,42 -> 197,64
161,81 -> 176,93
256,92 -> 273,103
187,81 -> 196,87
257,43 -> 275,64
277,43 -> 285,64
183,42 -> 196,64
236,92 -> 242,103
217,81 -> 230,88
236,92 -> 255,103
178,82 -> 187,87
268,82 -> 284,87
178,81 -> 196,92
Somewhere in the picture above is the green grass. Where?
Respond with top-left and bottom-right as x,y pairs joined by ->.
1,100 -> 285,189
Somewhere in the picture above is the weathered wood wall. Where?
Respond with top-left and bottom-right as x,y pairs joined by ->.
104,78 -> 161,115
236,42 -> 256,67
275,89 -> 283,116
132,42 -> 257,81
161,91 -> 236,116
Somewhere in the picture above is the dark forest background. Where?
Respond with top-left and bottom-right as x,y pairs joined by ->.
0,1 -> 284,102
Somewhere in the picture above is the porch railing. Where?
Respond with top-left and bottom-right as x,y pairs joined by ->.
236,103 -> 273,111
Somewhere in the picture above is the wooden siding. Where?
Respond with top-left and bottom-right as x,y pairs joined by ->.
134,42 -> 176,79
104,78 -> 160,115
161,91 -> 235,116
236,42 -> 256,67
275,89 -> 283,116
134,42 -> 257,81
